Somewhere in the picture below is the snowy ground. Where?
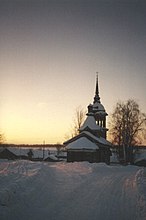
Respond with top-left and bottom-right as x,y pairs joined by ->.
0,160 -> 146,220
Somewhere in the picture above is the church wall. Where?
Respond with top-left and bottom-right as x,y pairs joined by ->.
67,148 -> 110,164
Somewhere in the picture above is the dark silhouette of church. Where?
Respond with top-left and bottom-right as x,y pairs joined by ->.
64,74 -> 111,164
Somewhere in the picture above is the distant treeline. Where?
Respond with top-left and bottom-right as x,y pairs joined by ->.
0,143 -> 63,148
111,145 -> 146,150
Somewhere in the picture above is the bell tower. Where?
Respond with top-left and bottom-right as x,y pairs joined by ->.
87,73 -> 108,139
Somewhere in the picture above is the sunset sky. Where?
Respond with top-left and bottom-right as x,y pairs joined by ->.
0,0 -> 146,144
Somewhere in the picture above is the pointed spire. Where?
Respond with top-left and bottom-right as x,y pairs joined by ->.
94,72 -> 100,103
95,72 -> 99,96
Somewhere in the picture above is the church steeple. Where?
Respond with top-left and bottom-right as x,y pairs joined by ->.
87,73 -> 108,139
94,72 -> 100,104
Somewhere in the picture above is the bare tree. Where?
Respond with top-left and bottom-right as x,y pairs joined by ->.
65,106 -> 86,140
109,99 -> 146,162
72,106 -> 86,136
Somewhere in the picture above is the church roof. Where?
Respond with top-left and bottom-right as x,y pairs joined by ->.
82,131 -> 112,146
79,115 -> 101,132
64,130 -> 111,148
66,137 -> 99,150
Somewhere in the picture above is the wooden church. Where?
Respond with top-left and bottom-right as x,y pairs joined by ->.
64,74 -> 112,164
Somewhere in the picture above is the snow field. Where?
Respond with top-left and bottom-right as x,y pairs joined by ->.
0,160 -> 146,220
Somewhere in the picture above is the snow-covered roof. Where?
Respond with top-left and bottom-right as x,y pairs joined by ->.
95,111 -> 107,115
8,147 -> 51,159
79,115 -> 101,132
9,147 -> 29,156
82,131 -> 112,146
44,154 -> 59,161
64,130 -> 112,148
93,102 -> 105,111
66,137 -> 99,150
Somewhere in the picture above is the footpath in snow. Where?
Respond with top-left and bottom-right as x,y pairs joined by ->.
0,160 -> 146,220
